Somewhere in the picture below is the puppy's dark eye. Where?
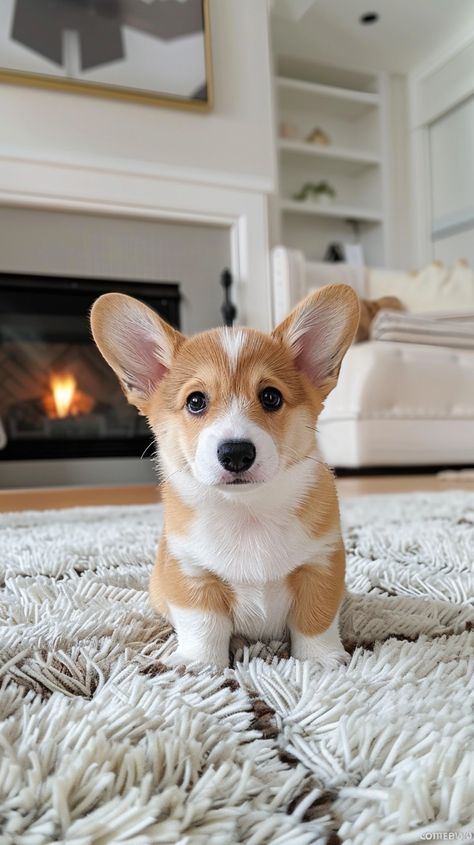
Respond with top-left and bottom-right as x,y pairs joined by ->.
186,391 -> 207,415
259,386 -> 283,412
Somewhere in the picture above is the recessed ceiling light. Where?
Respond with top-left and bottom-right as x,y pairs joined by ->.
360,12 -> 379,24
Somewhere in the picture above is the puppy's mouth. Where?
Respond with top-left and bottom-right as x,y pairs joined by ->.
217,472 -> 263,488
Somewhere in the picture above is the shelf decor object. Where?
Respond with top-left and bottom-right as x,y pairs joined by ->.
0,0 -> 213,111
306,127 -> 331,145
293,180 -> 337,205
279,121 -> 300,139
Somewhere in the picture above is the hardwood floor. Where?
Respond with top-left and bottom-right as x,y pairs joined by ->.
0,484 -> 161,513
0,472 -> 473,512
336,471 -> 474,498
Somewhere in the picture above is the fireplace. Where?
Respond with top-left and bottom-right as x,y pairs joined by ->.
0,274 -> 180,462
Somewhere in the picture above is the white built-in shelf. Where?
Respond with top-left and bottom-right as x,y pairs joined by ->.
277,76 -> 380,104
278,139 -> 381,174
277,76 -> 380,118
273,58 -> 387,265
280,199 -> 383,224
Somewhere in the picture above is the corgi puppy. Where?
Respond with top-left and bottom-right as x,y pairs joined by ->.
91,284 -> 360,668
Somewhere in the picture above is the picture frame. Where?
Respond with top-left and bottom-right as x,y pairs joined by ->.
0,0 -> 213,112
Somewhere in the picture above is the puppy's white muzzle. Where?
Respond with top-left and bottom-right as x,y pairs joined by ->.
191,403 -> 279,487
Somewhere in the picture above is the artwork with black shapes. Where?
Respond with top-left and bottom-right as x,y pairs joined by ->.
2,0 -> 210,104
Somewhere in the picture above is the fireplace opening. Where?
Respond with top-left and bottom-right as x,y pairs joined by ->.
0,274 -> 180,461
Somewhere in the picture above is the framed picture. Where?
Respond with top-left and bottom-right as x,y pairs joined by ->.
0,0 -> 213,111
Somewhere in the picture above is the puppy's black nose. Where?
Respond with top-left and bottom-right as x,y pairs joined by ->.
217,440 -> 256,473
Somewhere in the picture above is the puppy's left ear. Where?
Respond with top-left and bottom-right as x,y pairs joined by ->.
273,284 -> 360,397
90,293 -> 184,413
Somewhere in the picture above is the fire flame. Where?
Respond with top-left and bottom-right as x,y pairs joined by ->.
50,373 -> 77,418
43,373 -> 95,419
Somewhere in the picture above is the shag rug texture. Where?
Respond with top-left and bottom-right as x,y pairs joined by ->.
0,492 -> 473,845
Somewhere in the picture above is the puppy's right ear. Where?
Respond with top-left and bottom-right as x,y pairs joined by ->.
90,293 -> 184,412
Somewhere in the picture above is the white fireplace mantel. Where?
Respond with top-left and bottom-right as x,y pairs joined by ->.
0,152 -> 273,331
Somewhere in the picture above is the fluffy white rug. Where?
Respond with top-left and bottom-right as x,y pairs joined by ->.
0,491 -> 473,845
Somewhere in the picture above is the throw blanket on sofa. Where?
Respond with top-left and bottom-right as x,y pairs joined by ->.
371,309 -> 474,349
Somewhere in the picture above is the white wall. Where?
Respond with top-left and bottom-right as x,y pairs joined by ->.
0,1 -> 276,334
430,96 -> 474,224
415,36 -> 474,126
385,74 -> 415,270
0,3 -> 277,487
409,32 -> 474,266
430,96 -> 474,265
434,227 -> 474,265
0,0 -> 276,193
0,207 -> 231,334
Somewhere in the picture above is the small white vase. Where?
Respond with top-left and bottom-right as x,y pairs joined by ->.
313,193 -> 333,206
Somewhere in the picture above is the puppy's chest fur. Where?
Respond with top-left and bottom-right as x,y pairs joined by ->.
167,506 -> 303,639
168,493 -> 336,584
165,470 -> 340,638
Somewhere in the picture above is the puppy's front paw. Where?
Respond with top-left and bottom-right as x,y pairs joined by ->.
291,627 -> 349,668
167,609 -> 232,670
161,650 -> 191,670
310,647 -> 350,668
293,644 -> 349,668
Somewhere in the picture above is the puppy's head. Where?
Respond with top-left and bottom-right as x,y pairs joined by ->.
90,285 -> 359,491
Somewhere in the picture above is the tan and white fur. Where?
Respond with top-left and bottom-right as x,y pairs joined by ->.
91,285 -> 360,668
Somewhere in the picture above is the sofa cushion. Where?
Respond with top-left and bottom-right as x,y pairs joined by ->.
318,341 -> 474,467
367,261 -> 474,313
370,309 -> 474,349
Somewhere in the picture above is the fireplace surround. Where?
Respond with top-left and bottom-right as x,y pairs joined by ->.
0,273 -> 180,463
0,127 -> 272,487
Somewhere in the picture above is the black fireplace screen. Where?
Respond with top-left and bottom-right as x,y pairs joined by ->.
0,274 -> 180,461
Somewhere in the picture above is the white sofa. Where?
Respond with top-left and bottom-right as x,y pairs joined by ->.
272,247 -> 474,468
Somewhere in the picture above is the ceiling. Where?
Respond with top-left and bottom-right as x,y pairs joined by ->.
271,0 -> 474,74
